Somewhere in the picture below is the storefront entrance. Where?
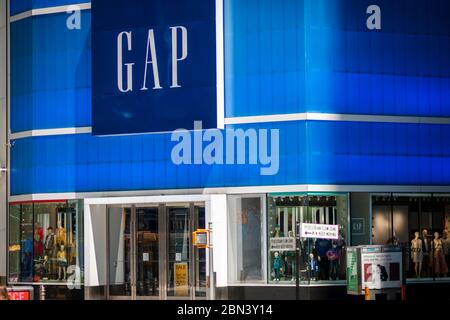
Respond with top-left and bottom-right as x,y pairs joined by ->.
106,203 -> 207,300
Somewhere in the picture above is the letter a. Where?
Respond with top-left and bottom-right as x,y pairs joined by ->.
66,5 -> 81,30
366,5 -> 381,30
141,29 -> 162,90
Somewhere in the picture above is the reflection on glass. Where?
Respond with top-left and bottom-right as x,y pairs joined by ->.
228,195 -> 265,284
20,204 -> 33,282
167,207 -> 190,297
136,207 -> 159,297
8,205 -> 20,283
109,207 -> 132,297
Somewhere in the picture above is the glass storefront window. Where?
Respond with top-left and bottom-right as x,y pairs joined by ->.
8,200 -> 84,284
8,205 -> 20,283
20,204 -> 33,282
228,195 -> 266,284
267,194 -> 349,284
372,194 -> 450,280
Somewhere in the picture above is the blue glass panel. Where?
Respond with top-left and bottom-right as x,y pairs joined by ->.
11,11 -> 91,133
224,0 -> 450,118
10,121 -> 450,195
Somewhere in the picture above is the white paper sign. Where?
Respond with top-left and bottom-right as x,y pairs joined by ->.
176,253 -> 182,262
300,223 -> 339,240
269,237 -> 296,252
143,253 -> 149,262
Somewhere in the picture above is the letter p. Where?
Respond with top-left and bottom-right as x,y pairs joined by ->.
170,26 -> 188,88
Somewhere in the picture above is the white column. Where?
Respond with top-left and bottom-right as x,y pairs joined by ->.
211,194 -> 227,287
84,203 -> 108,287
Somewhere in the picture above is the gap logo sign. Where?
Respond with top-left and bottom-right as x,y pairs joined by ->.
92,0 -> 224,135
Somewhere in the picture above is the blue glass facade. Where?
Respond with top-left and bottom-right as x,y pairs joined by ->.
11,11 -> 91,133
9,0 -> 450,196
10,0 -> 86,16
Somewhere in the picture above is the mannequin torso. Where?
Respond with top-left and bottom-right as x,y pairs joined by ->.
434,238 -> 443,251
411,237 -> 423,263
56,227 -> 66,245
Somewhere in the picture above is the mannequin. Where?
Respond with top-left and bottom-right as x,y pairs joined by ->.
274,224 -> 283,238
44,227 -> 56,256
42,255 -> 50,280
442,229 -> 450,275
56,221 -> 66,246
421,229 -> 431,276
273,252 -> 283,281
57,244 -> 68,281
326,242 -> 340,280
43,227 -> 56,278
309,253 -> 319,281
433,232 -> 449,277
411,232 -> 423,278
315,238 -> 331,280
34,222 -> 44,257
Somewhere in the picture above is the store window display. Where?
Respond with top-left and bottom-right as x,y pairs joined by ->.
372,194 -> 450,279
268,194 -> 348,284
8,200 -> 84,284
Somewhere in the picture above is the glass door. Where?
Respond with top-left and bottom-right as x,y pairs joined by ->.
108,202 -> 207,300
166,206 -> 191,298
135,206 -> 160,299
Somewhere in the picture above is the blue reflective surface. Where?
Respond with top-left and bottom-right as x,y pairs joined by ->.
11,0 -> 86,16
225,0 -> 450,117
11,11 -> 91,133
9,0 -> 450,195
10,121 -> 450,195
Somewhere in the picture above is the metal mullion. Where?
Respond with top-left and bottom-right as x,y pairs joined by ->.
105,206 -> 110,300
431,194 -> 435,281
159,204 -> 167,300
190,203 -> 196,300
131,205 -> 137,300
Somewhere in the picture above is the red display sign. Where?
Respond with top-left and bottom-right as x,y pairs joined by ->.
8,291 -> 31,300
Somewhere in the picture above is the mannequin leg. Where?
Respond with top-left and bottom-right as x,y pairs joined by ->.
418,262 -> 422,278
58,266 -> 62,280
328,262 -> 332,280
414,262 -> 418,278
63,267 -> 67,280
